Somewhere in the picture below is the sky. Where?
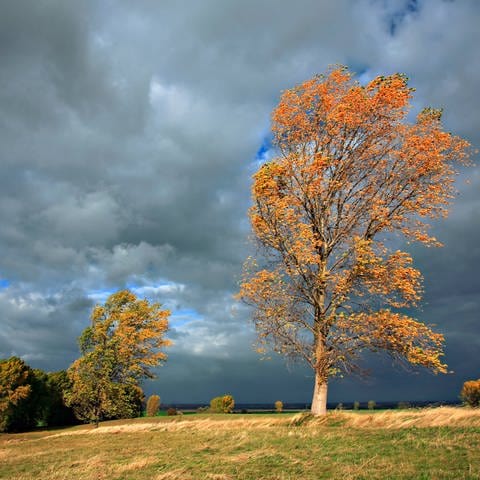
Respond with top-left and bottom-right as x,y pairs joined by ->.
0,0 -> 479,405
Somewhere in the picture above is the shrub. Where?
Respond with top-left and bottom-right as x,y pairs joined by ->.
146,395 -> 161,417
167,407 -> 177,416
397,401 -> 411,409
460,379 -> 480,407
274,400 -> 283,413
335,403 -> 344,411
209,396 -> 222,413
353,401 -> 360,411
368,400 -> 376,411
209,394 -> 235,413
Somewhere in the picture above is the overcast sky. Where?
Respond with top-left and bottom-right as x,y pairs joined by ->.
0,0 -> 478,405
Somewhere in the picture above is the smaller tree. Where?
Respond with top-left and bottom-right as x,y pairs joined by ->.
146,394 -> 161,417
222,394 -> 235,413
66,290 -> 171,426
210,394 -> 235,413
0,357 -> 33,432
353,401 -> 360,411
368,400 -> 376,411
274,400 -> 283,413
460,379 -> 480,407
0,358 -> 51,432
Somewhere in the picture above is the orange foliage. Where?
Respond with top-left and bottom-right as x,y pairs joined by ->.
66,290 -> 171,425
239,66 -> 472,408
461,379 -> 480,407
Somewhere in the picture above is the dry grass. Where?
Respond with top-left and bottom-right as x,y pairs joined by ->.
333,406 -> 480,428
1,408 -> 479,480
45,406 -> 480,438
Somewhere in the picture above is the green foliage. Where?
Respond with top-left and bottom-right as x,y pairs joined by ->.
460,379 -> 480,407
210,394 -> 235,413
65,356 -> 145,424
274,400 -> 283,413
146,395 -> 161,417
66,290 -> 170,426
209,396 -> 223,413
397,401 -> 411,410
44,370 -> 78,426
353,401 -> 360,410
368,400 -> 376,411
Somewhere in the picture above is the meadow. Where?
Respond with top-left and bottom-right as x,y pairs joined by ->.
1,407 -> 479,480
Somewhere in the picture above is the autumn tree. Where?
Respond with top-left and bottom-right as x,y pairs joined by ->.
209,394 -> 235,413
0,357 -> 50,432
66,290 -> 171,426
146,394 -> 161,416
239,66 -> 471,415
460,379 -> 480,407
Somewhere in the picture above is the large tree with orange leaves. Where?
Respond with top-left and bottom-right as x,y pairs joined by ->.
66,290 -> 171,425
239,66 -> 471,415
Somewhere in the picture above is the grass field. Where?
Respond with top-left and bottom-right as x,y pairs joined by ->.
1,407 -> 479,480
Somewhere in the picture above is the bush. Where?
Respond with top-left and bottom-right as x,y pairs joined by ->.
335,403 -> 344,411
167,407 -> 177,416
368,400 -> 376,411
353,401 -> 360,411
209,394 -> 235,413
146,395 -> 161,417
460,379 -> 480,407
274,400 -> 283,413
397,401 -> 411,410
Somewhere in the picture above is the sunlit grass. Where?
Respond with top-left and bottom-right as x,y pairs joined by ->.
1,408 -> 479,479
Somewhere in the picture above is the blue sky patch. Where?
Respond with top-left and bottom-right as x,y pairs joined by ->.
389,0 -> 420,36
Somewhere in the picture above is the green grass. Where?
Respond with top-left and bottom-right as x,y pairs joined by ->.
1,409 -> 479,479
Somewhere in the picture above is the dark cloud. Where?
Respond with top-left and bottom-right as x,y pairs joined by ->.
0,0 -> 478,403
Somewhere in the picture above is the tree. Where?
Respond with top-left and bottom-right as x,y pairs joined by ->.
0,357 -> 33,432
209,394 -> 235,413
460,379 -> 480,407
146,394 -> 161,416
0,357 -> 50,432
65,290 -> 171,426
238,66 -> 471,415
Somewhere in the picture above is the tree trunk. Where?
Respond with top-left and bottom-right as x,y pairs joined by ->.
311,371 -> 328,416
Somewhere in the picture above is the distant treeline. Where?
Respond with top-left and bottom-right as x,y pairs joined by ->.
157,400 -> 461,412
